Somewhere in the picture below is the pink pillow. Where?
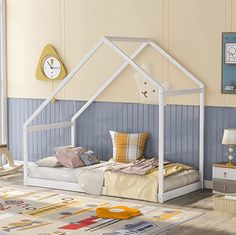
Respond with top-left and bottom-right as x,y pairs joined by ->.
55,146 -> 86,168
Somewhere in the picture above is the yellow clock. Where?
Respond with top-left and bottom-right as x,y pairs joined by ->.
36,44 -> 66,80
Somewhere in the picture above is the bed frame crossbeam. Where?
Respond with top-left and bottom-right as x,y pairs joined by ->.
23,36 -> 205,203
27,122 -> 73,133
105,36 -> 150,42
165,88 -> 204,96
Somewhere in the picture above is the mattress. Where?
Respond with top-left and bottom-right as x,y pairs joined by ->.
28,162 -> 199,193
162,169 -> 199,192
28,162 -> 99,183
103,169 -> 199,201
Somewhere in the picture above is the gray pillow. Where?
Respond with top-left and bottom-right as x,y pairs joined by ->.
80,151 -> 100,166
36,156 -> 62,167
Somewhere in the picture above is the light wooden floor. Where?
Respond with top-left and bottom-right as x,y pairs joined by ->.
1,173 -> 236,235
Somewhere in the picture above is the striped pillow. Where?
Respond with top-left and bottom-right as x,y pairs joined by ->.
110,131 -> 149,163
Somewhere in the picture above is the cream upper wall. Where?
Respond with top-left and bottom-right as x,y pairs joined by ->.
6,0 -> 236,106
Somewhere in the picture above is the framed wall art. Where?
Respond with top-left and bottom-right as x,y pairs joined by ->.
222,32 -> 236,93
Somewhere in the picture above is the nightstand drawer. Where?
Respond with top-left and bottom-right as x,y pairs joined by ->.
213,179 -> 236,193
213,167 -> 236,180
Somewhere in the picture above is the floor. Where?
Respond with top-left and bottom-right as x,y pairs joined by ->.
1,173 -> 236,235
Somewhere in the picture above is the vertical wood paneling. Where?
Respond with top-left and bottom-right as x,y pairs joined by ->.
182,105 -> 188,164
164,105 -> 171,160
187,106 -> 194,166
148,105 -> 154,155
176,105 -> 182,163
204,107 -> 211,179
105,102 -> 113,159
193,106 -> 200,168
9,98 -> 234,180
170,105 -> 176,162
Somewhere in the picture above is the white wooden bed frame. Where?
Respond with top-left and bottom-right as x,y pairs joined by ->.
23,36 -> 205,203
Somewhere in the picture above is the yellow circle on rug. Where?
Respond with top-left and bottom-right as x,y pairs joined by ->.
96,206 -> 141,220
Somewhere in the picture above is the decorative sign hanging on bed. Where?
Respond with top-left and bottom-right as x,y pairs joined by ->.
133,62 -> 158,104
222,32 -> 236,93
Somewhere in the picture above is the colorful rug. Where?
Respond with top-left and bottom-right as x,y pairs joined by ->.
0,186 -> 203,235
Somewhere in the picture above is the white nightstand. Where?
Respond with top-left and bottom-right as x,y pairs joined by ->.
213,162 -> 236,195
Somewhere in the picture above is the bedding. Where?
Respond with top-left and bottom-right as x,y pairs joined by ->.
55,146 -> 86,168
28,161 -> 199,202
106,158 -> 169,175
35,156 -> 62,167
54,146 -> 87,155
28,161 -> 113,195
162,162 -> 193,177
76,161 -> 114,195
80,150 -> 100,166
104,169 -> 199,202
29,162 -> 83,183
110,130 -> 149,163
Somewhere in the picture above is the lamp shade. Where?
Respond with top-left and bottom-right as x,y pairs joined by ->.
222,128 -> 236,145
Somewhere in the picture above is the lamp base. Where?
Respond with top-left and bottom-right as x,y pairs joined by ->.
227,148 -> 234,166
226,161 -> 236,166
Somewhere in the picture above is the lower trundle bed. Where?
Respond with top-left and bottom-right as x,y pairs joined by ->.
27,161 -> 200,202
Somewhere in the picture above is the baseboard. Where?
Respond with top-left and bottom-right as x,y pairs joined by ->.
204,180 -> 213,189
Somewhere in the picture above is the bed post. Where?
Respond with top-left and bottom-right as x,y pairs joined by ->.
199,88 -> 204,189
158,91 -> 165,203
71,121 -> 76,147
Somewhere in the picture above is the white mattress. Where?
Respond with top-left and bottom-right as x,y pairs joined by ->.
28,162 -> 90,183
28,162 -> 199,192
162,169 -> 199,192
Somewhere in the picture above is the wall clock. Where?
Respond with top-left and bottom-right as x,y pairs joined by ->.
36,44 -> 66,80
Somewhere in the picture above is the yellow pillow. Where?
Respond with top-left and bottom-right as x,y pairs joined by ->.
110,130 -> 149,163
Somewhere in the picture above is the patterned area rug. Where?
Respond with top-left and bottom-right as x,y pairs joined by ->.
0,186 -> 203,235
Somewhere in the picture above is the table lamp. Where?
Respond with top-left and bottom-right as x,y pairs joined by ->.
222,128 -> 236,165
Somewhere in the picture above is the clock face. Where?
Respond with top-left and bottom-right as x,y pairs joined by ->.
43,56 -> 61,79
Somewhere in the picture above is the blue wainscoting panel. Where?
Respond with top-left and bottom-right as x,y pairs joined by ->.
7,98 -> 233,180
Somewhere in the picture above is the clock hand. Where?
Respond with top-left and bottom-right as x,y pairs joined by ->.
47,61 -> 53,69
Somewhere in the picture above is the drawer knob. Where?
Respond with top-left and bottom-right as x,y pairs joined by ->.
224,172 -> 227,177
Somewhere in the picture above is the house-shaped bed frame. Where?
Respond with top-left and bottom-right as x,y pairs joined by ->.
23,36 -> 204,203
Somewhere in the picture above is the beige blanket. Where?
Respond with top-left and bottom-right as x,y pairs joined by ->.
104,163 -> 193,202
76,161 -> 114,195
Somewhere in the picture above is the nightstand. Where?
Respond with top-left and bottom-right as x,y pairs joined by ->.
213,162 -> 236,195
